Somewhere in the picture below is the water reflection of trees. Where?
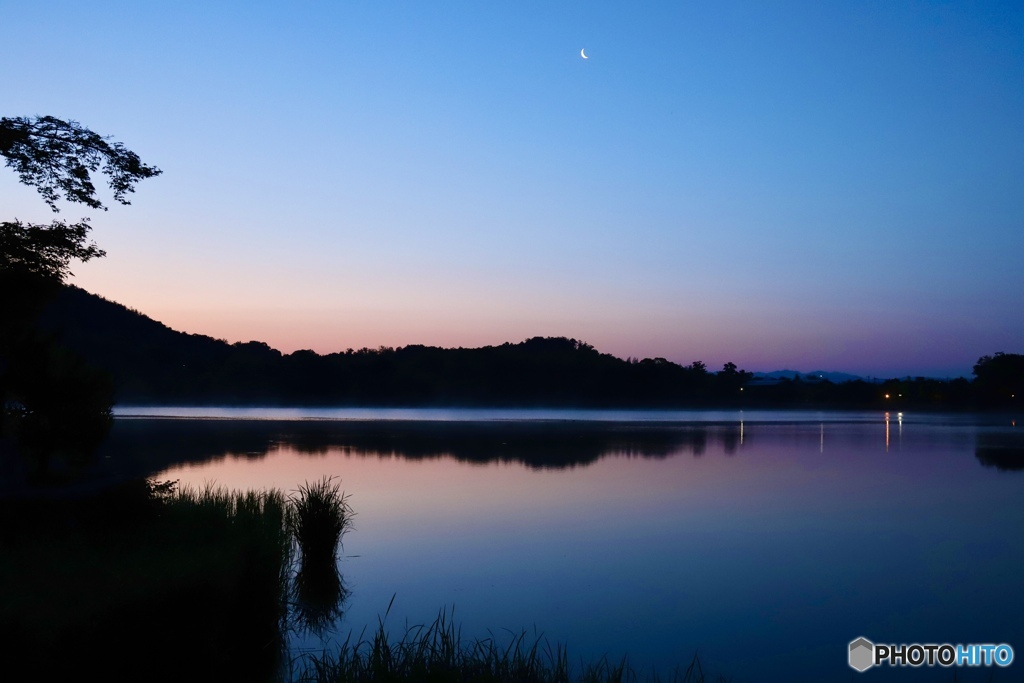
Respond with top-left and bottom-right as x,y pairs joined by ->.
92,419 -> 746,480
975,432 -> 1024,471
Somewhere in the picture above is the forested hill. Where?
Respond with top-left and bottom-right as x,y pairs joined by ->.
33,286 -> 1015,409
35,286 -> 742,406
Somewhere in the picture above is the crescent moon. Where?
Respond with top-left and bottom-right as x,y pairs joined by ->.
580,48 -> 588,59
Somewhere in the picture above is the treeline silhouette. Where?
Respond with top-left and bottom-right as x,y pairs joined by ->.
35,285 -> 1022,410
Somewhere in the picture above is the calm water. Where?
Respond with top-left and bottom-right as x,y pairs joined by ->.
102,408 -> 1024,682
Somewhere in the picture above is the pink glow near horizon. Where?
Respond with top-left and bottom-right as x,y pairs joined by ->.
111,295 -> 984,378
7,1 -> 1017,381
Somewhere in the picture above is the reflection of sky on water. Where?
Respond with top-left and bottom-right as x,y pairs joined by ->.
135,411 -> 1024,682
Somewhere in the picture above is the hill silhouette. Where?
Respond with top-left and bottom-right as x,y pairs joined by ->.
31,286 -> 1012,410
36,286 -> 728,406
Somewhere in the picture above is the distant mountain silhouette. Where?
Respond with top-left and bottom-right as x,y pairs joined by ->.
32,286 -> 993,410
754,370 -> 869,383
33,286 -> 732,407
36,286 -> 248,402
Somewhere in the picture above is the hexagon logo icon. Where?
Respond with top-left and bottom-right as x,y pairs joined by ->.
849,637 -> 874,672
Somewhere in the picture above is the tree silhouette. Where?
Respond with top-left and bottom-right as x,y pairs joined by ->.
0,115 -> 161,212
1,115 -> 160,483
0,218 -> 104,280
973,352 -> 1023,406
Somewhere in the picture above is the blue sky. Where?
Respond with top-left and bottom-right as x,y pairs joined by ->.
3,1 -> 1022,376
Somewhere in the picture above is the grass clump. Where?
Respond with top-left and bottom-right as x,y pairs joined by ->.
289,475 -> 354,566
292,600 -> 729,683
288,476 -> 354,635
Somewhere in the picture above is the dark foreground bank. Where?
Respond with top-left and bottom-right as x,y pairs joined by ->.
0,478 -> 351,682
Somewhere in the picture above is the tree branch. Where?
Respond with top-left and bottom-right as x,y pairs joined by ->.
0,115 -> 162,212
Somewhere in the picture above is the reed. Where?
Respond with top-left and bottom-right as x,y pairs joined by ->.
291,601 -> 730,683
0,478 -> 294,682
289,476 -> 354,566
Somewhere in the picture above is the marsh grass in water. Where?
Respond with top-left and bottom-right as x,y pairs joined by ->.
287,476 -> 354,635
292,599 -> 730,683
3,476 -> 735,682
289,475 -> 354,565
1,476 -> 992,682
0,479 -> 295,682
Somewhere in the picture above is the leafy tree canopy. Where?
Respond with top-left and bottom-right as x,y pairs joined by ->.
0,115 -> 160,283
1,116 -> 160,481
973,352 -> 1023,400
0,218 -> 104,281
0,115 -> 162,212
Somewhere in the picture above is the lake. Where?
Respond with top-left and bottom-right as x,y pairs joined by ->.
101,407 -> 1024,682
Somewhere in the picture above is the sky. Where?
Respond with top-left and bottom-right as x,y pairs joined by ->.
3,1 -> 1022,377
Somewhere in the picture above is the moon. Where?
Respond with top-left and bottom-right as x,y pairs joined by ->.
580,48 -> 588,59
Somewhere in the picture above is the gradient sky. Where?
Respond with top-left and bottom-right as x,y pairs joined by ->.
4,1 -> 1022,377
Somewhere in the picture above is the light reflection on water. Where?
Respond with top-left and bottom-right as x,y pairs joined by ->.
99,409 -> 1024,682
